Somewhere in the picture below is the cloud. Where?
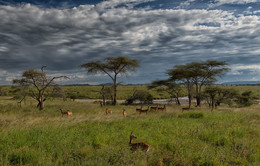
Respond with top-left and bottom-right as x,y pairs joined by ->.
209,0 -> 258,8
176,0 -> 196,9
0,0 -> 260,84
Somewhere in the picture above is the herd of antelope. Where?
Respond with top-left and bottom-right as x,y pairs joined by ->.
104,104 -> 167,116
136,105 -> 166,114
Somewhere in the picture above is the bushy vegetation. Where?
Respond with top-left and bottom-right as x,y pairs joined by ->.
0,97 -> 259,165
126,90 -> 153,104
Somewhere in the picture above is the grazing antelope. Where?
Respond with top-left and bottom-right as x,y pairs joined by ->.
149,105 -> 158,111
106,108 -> 112,115
122,109 -> 127,117
129,132 -> 150,152
136,106 -> 149,115
157,105 -> 166,111
60,109 -> 72,116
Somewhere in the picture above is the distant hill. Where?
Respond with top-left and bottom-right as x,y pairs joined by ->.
222,81 -> 260,85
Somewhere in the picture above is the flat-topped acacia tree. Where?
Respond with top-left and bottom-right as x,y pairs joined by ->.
81,56 -> 139,105
167,60 -> 229,108
13,66 -> 68,110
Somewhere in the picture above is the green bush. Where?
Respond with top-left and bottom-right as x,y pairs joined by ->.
126,90 -> 153,104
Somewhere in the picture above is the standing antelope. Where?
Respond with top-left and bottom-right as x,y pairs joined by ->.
60,109 -> 72,116
149,105 -> 158,111
122,108 -> 127,117
157,105 -> 166,111
106,108 -> 112,115
129,132 -> 150,152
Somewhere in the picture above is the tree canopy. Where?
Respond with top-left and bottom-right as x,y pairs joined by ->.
13,66 -> 68,110
81,56 -> 139,105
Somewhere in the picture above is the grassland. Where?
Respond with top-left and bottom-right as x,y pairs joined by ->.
0,96 -> 259,166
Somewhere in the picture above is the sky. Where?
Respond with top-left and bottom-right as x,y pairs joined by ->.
0,0 -> 260,85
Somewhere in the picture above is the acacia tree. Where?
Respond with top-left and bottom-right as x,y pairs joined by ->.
81,56 -> 139,105
149,80 -> 183,105
167,60 -> 229,108
13,66 -> 68,110
203,86 -> 239,111
188,60 -> 229,106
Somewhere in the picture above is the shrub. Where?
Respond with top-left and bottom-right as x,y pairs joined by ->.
126,90 -> 153,104
236,90 -> 255,107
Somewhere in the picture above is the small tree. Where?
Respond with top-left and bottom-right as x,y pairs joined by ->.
203,86 -> 239,111
167,65 -> 194,108
126,90 -> 153,105
203,86 -> 220,111
51,85 -> 67,101
236,90 -> 255,107
13,66 -> 68,110
149,80 -> 183,105
81,56 -> 139,105
100,85 -> 113,106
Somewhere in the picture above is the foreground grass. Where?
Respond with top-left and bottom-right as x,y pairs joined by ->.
0,98 -> 259,165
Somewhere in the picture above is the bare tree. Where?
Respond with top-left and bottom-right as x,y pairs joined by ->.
81,56 -> 139,105
13,66 -> 68,110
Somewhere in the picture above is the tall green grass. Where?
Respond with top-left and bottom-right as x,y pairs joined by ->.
0,98 -> 259,165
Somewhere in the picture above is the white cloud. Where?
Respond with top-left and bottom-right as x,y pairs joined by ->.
0,1 -> 260,84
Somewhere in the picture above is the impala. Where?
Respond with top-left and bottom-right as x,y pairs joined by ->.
149,105 -> 158,111
157,105 -> 166,111
60,109 -> 72,116
122,109 -> 127,117
129,132 -> 150,152
106,108 -> 112,115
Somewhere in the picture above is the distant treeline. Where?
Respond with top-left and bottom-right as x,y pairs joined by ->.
1,84 -> 260,100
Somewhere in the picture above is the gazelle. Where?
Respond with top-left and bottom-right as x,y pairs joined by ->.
122,108 -> 127,117
106,108 -> 112,115
129,132 -> 150,152
60,109 -> 72,116
157,105 -> 166,111
149,105 -> 158,111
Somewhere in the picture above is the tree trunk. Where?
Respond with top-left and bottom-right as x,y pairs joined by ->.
196,96 -> 201,107
113,78 -> 117,105
176,97 -> 181,105
188,94 -> 192,108
211,96 -> 214,112
101,85 -> 106,106
39,101 -> 44,110
37,100 -> 44,110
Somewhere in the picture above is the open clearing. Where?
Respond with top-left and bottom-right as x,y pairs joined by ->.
0,97 -> 259,165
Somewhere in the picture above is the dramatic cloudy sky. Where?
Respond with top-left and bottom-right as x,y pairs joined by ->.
0,0 -> 260,85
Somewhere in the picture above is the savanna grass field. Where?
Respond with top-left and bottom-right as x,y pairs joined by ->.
0,85 -> 260,165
